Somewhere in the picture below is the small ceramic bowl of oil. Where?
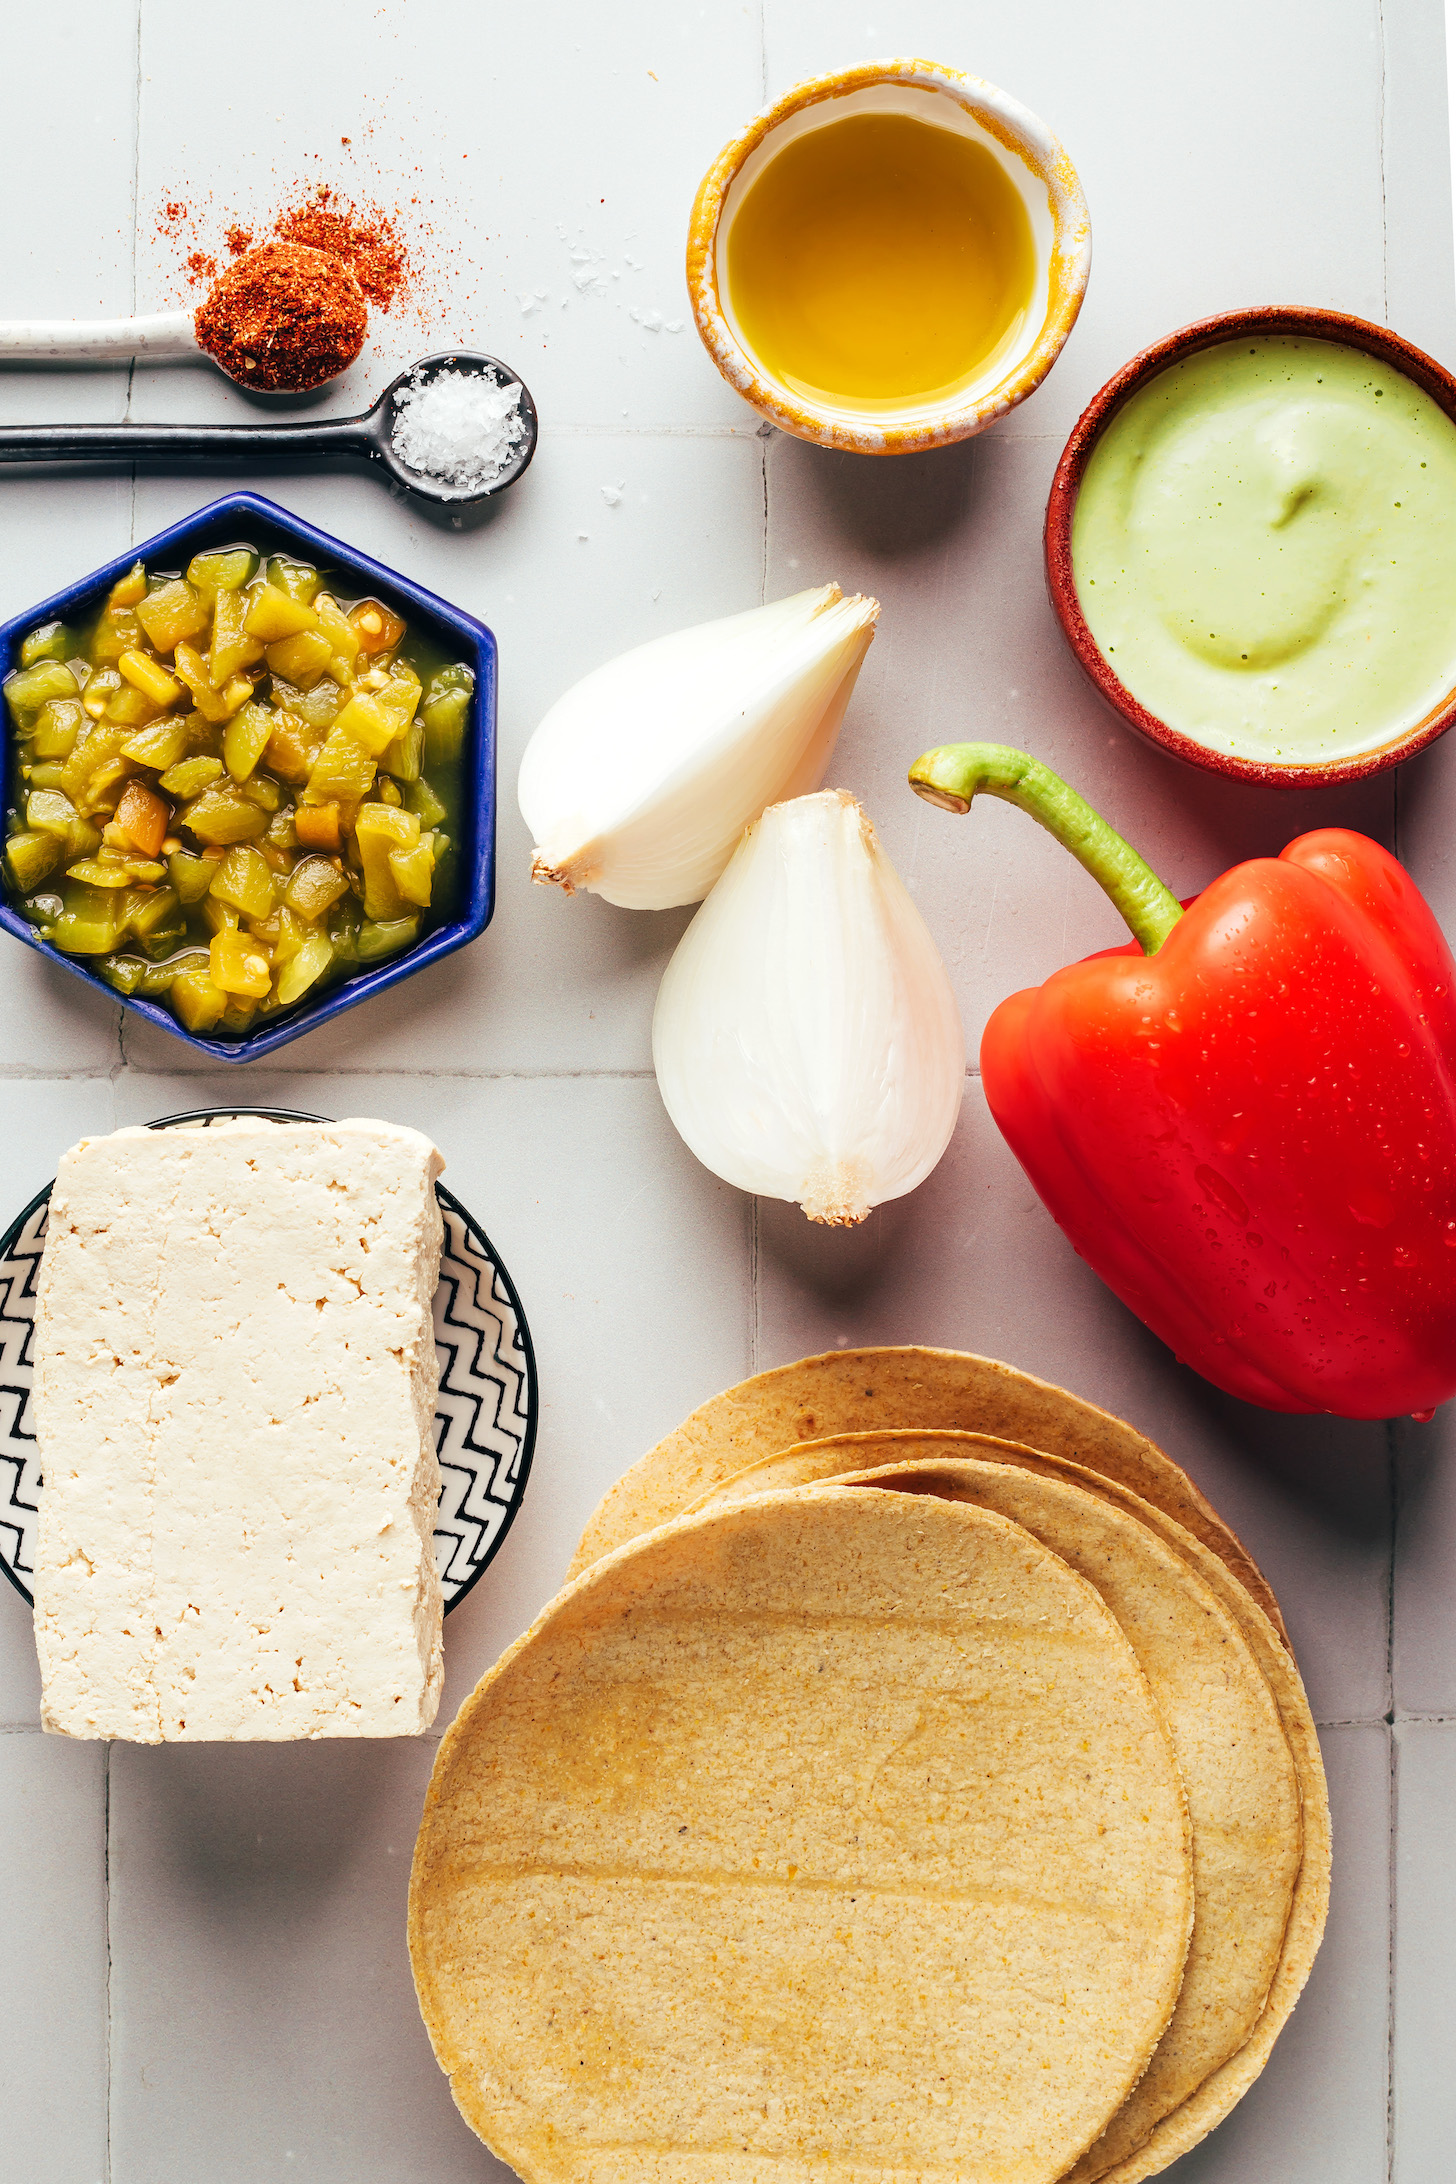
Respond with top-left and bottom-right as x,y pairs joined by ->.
687,59 -> 1091,456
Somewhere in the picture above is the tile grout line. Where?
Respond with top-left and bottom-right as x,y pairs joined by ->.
1387,1711 -> 1398,2184
109,16 -> 144,2178
1388,1415 -> 1397,2184
1385,1407 -> 1397,2184
2,1703 -> 1449,1720
0,1062 -> 992,1083
749,1191 -> 760,1375
120,0 -> 143,1100
534,424 -> 1062,441
1377,0 -> 1391,326
6,1711 -> 1451,1731
748,229 -> 767,1378
1318,1714 -> 1456,1727
1314,1716 -> 1408,1729
0,1714 -> 1423,1729
103,1743 -> 114,2184
1387,1417 -> 1398,1719
128,2 -> 143,324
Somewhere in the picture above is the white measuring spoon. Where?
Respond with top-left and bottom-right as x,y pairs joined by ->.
0,310 -> 203,365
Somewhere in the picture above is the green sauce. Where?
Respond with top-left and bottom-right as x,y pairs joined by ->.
1071,336 -> 1456,764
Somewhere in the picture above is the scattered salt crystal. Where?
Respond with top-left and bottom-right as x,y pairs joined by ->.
391,366 -> 528,492
601,483 -> 624,507
564,233 -> 609,297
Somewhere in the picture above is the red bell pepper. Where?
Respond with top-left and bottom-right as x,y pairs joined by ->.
909,743 -> 1456,1419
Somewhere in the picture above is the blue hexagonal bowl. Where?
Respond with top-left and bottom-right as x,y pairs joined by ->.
0,491 -> 497,1062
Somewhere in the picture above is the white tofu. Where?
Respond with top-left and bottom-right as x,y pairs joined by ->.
33,1117 -> 446,1742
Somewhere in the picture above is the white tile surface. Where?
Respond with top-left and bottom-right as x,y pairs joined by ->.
108,1737 -> 504,2184
0,0 -> 137,1079
0,924 -> 123,1076
0,0 -> 1451,2176
130,0 -> 764,429
0,1733 -> 109,2184
1167,1725 -> 1391,2183
764,0 -> 1388,447
0,2 -> 137,426
1393,1410 -> 1456,1713
1390,0 -> 1456,368
1393,1719 -> 1456,2183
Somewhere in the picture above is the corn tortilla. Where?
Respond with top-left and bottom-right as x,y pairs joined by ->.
692,1447 -> 1301,2180
411,1487 -> 1195,2184
690,1432 -> 1329,2182
568,1349 -> 1283,1640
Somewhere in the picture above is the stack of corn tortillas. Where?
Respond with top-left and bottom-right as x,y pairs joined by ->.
411,1349 -> 1329,2184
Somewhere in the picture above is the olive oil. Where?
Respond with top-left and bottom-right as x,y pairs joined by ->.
726,111 -> 1037,410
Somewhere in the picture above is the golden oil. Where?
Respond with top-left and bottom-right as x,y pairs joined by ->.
725,111 -> 1038,411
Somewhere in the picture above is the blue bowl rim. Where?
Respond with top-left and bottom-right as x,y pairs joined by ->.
0,489 -> 497,1062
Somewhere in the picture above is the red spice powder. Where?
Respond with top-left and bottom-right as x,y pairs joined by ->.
152,173 -> 471,337
194,241 -> 367,393
271,187 -> 408,310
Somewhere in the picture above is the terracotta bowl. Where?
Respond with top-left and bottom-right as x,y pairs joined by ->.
1045,305 -> 1456,787
686,59 -> 1091,456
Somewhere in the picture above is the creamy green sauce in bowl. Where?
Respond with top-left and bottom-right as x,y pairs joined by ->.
1071,335 -> 1456,766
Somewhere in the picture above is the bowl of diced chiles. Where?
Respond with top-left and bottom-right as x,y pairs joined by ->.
0,491 -> 497,1060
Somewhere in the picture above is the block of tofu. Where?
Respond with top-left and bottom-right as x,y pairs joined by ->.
33,1117 -> 446,1741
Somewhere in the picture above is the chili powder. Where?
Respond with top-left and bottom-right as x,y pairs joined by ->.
272,188 -> 408,311
193,240 -> 367,393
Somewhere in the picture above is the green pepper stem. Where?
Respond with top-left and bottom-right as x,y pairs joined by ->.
908,743 -> 1184,957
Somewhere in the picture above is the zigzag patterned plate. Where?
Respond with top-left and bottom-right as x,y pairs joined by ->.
0,1108 -> 537,1615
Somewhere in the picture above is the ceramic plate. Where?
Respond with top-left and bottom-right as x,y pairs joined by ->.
0,1108 -> 536,1615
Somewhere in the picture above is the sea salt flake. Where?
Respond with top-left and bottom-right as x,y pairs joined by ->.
601,483 -> 625,507
563,232 -> 609,297
391,366 -> 527,491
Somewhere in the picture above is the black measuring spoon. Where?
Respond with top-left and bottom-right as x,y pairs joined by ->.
0,351 -> 537,509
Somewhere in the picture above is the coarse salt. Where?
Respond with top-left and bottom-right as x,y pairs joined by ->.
391,365 -> 527,491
